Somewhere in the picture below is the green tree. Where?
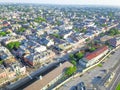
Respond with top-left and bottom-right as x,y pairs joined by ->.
7,41 -> 21,50
81,29 -> 86,33
18,27 -> 25,32
75,52 -> 84,59
108,28 -> 120,36
69,54 -> 74,59
65,66 -> 77,76
34,17 -> 46,23
89,47 -> 96,52
116,83 -> 120,90
0,60 -> 3,65
7,42 -> 14,50
0,31 -> 6,36
14,42 -> 21,48
70,60 -> 77,66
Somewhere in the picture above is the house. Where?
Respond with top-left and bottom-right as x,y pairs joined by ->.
24,50 -> 55,66
57,42 -> 73,53
34,45 -> 47,52
0,65 -> 7,78
59,30 -> 73,39
108,36 -> 120,47
39,38 -> 54,47
0,45 -> 13,60
2,35 -> 25,45
79,46 -> 109,67
0,65 -> 15,79
10,61 -> 26,75
67,33 -> 85,48
24,61 -> 73,90
100,35 -> 113,43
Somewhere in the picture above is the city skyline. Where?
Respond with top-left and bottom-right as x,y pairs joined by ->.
0,0 -> 120,6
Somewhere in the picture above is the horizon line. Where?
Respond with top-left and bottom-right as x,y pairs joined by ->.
0,2 -> 120,8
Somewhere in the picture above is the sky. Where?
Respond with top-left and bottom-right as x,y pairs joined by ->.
0,0 -> 120,6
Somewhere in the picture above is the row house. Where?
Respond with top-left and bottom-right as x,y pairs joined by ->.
79,46 -> 109,67
24,50 -> 55,66
2,35 -> 25,45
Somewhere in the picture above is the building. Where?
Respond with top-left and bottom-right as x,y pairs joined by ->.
24,61 -> 73,90
24,50 -> 55,66
10,61 -> 26,75
0,65 -> 7,78
58,42 -> 73,53
0,45 -> 13,60
100,35 -> 113,43
0,65 -> 15,80
108,36 -> 120,47
2,35 -> 25,45
79,46 -> 109,67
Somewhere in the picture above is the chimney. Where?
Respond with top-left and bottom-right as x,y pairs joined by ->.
59,63 -> 62,67
39,75 -> 42,80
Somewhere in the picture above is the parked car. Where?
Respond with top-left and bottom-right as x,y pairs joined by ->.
77,82 -> 86,90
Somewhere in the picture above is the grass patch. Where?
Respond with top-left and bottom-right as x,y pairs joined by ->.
98,63 -> 103,67
116,82 -> 120,90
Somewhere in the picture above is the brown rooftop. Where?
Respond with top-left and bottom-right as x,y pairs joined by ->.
24,61 -> 73,90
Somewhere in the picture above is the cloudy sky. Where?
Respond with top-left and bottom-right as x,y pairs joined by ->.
0,0 -> 120,6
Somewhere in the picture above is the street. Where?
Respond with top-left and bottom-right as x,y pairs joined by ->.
107,60 -> 120,90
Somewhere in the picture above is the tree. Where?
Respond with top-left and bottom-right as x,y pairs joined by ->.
75,52 -> 84,60
108,28 -> 120,36
34,17 -> 46,23
89,47 -> 96,52
74,28 -> 79,32
0,60 -> 3,65
70,60 -> 77,66
0,31 -> 6,36
65,66 -> 77,76
7,41 -> 21,50
18,27 -> 25,32
69,54 -> 74,59
81,29 -> 86,33
7,42 -> 14,50
14,42 -> 21,48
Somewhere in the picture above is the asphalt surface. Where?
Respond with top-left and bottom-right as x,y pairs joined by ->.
107,61 -> 120,90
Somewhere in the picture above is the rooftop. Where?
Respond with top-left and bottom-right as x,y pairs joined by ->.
24,61 -> 73,90
85,46 -> 108,60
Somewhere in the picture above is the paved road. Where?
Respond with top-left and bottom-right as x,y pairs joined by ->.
107,62 -> 120,90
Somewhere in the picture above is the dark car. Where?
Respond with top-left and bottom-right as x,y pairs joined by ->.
72,86 -> 77,90
77,82 -> 86,90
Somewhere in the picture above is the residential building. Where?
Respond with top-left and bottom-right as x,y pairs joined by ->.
79,46 -> 109,67
2,35 -> 25,45
108,36 -> 120,47
24,50 -> 55,66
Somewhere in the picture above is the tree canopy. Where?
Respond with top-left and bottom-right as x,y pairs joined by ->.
75,52 -> 84,60
108,28 -> 120,36
65,66 -> 77,76
7,41 -> 21,50
70,60 -> 77,66
0,31 -> 10,36
18,27 -> 26,32
34,17 -> 46,23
